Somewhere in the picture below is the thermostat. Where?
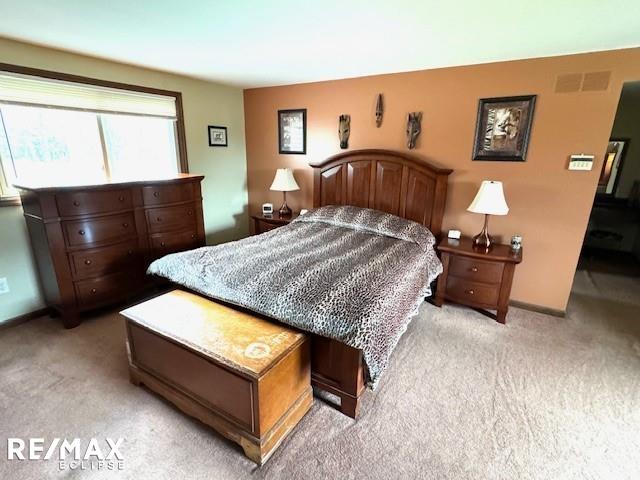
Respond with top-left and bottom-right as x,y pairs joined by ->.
568,154 -> 594,171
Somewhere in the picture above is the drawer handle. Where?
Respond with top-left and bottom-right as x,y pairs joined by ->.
160,241 -> 166,247
470,267 -> 478,273
118,196 -> 125,202
188,211 -> 193,216
90,288 -> 97,294
73,201 -> 80,207
153,191 -> 159,197
465,289 -> 475,295
156,217 -> 162,222
78,230 -> 85,236
191,234 -> 196,239
84,259 -> 92,265
122,222 -> 129,228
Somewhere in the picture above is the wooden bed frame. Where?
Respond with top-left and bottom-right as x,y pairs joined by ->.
309,149 -> 452,417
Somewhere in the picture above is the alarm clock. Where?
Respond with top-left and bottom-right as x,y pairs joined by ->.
262,203 -> 273,215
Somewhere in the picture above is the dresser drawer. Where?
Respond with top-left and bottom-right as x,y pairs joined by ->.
143,183 -> 194,206
75,271 -> 134,306
146,205 -> 197,233
449,256 -> 504,284
446,276 -> 500,307
57,189 -> 132,217
64,213 -> 136,247
70,241 -> 139,279
150,230 -> 200,257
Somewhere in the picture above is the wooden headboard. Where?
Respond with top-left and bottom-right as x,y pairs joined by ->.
310,149 -> 453,237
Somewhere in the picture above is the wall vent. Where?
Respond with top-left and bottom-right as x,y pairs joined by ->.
555,73 -> 583,93
581,71 -> 611,91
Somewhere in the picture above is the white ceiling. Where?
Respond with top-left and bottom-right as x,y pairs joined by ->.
0,0 -> 639,88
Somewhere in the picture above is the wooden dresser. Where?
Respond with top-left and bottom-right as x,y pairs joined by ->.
16,174 -> 205,328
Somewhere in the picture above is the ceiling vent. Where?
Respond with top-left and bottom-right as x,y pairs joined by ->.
581,71 -> 611,91
555,73 -> 583,93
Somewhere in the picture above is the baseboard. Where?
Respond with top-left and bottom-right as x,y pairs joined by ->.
0,307 -> 52,330
509,300 -> 565,318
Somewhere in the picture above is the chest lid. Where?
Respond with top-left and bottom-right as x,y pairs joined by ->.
121,289 -> 305,378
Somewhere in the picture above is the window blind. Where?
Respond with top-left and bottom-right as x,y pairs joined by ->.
0,72 -> 177,118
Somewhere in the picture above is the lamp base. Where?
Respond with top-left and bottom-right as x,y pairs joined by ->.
278,191 -> 292,218
472,214 -> 493,252
278,203 -> 292,218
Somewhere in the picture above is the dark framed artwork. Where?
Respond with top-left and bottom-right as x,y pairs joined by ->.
278,109 -> 306,154
472,95 -> 536,161
208,126 -> 228,147
597,138 -> 629,197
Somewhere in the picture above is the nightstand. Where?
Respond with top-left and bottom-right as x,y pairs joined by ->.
433,237 -> 522,324
251,212 -> 298,235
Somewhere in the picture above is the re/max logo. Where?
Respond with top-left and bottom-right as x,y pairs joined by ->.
7,438 -> 124,461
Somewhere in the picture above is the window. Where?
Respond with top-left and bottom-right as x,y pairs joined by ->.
0,69 -> 184,202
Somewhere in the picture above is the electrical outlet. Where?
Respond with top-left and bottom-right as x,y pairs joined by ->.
0,277 -> 8,294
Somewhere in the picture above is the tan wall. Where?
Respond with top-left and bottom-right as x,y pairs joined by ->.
0,38 -> 248,322
244,48 -> 640,311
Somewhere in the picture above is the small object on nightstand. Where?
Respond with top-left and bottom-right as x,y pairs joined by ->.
270,168 -> 299,217
262,203 -> 273,215
433,236 -> 522,324
251,212 -> 298,235
467,180 -> 509,251
448,229 -> 461,239
510,235 -> 522,251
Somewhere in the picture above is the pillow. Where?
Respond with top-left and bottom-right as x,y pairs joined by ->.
292,205 -> 435,251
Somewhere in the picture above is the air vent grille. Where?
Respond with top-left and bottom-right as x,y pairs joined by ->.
582,71 -> 611,91
555,71 -> 612,93
555,73 -> 583,93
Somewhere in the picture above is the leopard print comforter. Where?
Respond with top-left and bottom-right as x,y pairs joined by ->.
147,205 -> 442,388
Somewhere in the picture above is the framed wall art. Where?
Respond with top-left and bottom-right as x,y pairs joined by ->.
597,138 -> 629,197
472,95 -> 536,161
208,126 -> 228,147
278,109 -> 306,154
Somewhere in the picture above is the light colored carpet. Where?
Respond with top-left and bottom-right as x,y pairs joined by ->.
1,266 -> 639,480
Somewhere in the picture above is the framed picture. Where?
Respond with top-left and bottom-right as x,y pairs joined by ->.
597,138 -> 629,196
472,95 -> 536,161
208,126 -> 228,147
278,109 -> 306,154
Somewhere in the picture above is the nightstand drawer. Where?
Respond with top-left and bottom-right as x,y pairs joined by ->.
446,276 -> 500,307
449,256 -> 504,284
255,219 -> 281,234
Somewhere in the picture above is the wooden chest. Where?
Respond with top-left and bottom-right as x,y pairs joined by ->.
120,290 -> 312,465
15,174 -> 205,328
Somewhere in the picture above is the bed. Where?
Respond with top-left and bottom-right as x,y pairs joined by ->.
149,149 -> 452,417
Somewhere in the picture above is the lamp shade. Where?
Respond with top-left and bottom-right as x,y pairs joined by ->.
270,168 -> 300,192
467,180 -> 509,215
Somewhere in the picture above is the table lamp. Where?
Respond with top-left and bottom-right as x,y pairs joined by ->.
270,168 -> 299,217
467,180 -> 509,251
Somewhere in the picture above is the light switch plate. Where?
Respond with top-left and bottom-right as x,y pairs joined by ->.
568,154 -> 594,171
0,277 -> 9,295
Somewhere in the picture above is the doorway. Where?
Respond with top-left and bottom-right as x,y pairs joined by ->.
574,81 -> 640,303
